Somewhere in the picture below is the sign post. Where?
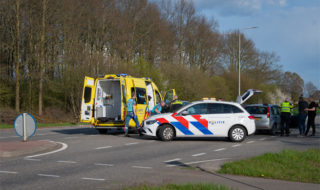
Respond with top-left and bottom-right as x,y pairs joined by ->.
14,113 -> 37,142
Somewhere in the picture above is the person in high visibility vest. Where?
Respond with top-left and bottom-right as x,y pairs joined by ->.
170,95 -> 183,112
280,98 -> 293,136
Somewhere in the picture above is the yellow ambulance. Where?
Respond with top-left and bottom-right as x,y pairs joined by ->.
80,74 -> 175,134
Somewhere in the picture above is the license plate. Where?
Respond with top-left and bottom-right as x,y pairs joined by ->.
254,118 -> 260,120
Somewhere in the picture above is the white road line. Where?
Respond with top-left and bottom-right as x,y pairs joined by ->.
24,141 -> 68,159
164,158 -> 181,163
37,134 -> 47,136
166,158 -> 230,167
57,160 -> 77,164
38,174 -> 60,178
125,142 -> 139,146
0,137 -> 9,139
94,163 -> 113,167
64,136 -> 78,139
271,136 -> 276,138
192,153 -> 206,157
132,166 -> 152,169
24,158 -> 41,161
246,141 -> 255,144
81,177 -> 105,181
232,144 -> 241,148
214,148 -> 226,152
95,146 -> 112,150
10,136 -> 19,138
259,138 -> 266,141
0,171 -> 18,174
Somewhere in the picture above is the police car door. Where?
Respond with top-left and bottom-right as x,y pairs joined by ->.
206,103 -> 232,137
80,76 -> 96,123
176,103 -> 213,137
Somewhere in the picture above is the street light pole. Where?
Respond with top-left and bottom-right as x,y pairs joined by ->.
238,26 -> 258,97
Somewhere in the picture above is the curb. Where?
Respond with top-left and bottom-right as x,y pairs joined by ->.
0,140 -> 61,158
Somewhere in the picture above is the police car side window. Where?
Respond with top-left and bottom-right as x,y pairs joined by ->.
207,103 -> 223,114
231,105 -> 243,113
186,104 -> 207,115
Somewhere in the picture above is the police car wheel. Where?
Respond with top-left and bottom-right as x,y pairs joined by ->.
159,125 -> 174,141
229,126 -> 246,142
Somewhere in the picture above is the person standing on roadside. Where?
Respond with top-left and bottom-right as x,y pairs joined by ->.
298,96 -> 308,136
280,98 -> 292,136
170,95 -> 183,112
124,93 -> 141,137
305,97 -> 317,136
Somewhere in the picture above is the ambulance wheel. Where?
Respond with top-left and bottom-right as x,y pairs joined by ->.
159,125 -> 174,141
229,125 -> 246,142
97,129 -> 108,134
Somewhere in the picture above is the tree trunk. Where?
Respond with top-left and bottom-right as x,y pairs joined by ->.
39,0 -> 46,116
15,0 -> 20,113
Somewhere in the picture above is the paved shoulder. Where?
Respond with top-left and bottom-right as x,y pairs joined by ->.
0,140 -> 60,158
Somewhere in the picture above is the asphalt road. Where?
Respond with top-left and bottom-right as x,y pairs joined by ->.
1,125 -> 319,190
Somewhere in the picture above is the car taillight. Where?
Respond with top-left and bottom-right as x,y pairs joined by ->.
248,115 -> 254,120
267,107 -> 270,118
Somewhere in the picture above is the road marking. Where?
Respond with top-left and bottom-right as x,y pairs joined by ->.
0,171 -> 18,174
24,141 -> 68,159
10,136 -> 19,138
125,142 -> 139,146
271,136 -> 276,138
95,146 -> 112,150
167,158 -> 230,167
214,148 -> 226,152
94,163 -> 113,167
259,138 -> 266,141
132,166 -> 152,169
38,174 -> 60,178
64,136 -> 78,139
192,153 -> 206,157
37,134 -> 47,136
81,177 -> 105,181
164,158 -> 181,163
232,144 -> 241,148
0,137 -> 9,139
57,160 -> 77,164
246,141 -> 255,144
24,158 -> 41,161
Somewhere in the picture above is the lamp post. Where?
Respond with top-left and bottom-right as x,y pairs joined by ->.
238,26 -> 258,97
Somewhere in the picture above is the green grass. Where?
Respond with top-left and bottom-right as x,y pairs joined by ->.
125,183 -> 229,190
219,149 -> 320,184
0,122 -> 86,129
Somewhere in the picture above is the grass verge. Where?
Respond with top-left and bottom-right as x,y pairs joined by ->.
219,149 -> 320,184
0,122 -> 87,129
125,183 -> 230,190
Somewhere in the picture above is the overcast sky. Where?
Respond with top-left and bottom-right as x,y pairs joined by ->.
193,0 -> 320,89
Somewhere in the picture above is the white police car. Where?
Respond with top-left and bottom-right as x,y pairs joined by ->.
142,100 -> 256,142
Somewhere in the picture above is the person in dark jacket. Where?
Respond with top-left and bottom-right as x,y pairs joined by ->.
298,96 -> 308,136
305,96 -> 317,136
170,95 -> 183,112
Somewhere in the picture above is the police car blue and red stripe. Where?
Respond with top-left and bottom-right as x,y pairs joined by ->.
142,100 -> 256,142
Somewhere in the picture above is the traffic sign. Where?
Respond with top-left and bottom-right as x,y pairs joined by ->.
14,113 -> 37,141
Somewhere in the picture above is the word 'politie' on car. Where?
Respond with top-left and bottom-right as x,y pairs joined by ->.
80,74 -> 176,134
142,100 -> 256,142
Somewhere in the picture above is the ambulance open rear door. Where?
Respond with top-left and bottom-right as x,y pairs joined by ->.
163,89 -> 176,105
80,77 -> 96,123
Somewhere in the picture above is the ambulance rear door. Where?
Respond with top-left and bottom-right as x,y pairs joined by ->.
120,77 -> 127,121
81,76 -> 96,123
131,79 -> 148,125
